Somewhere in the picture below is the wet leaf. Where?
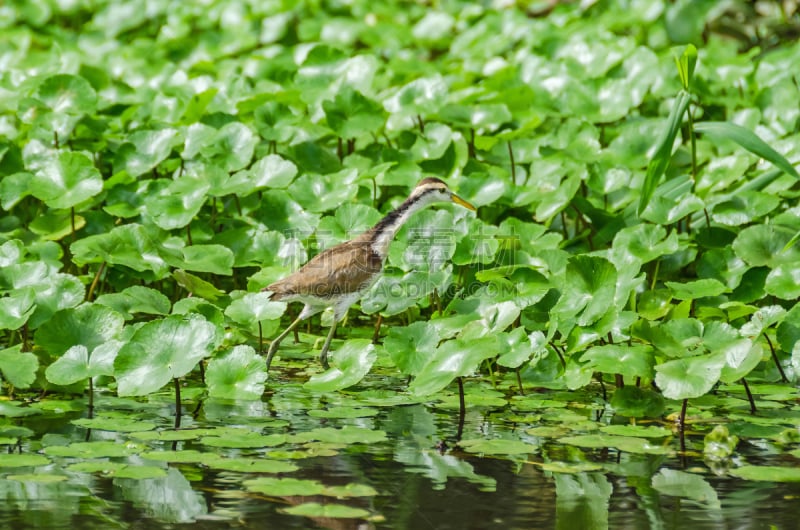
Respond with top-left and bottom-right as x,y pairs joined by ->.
115,315 -> 218,396
291,426 -> 387,445
655,353 -> 725,400
95,286 -> 171,319
458,438 -> 538,455
0,345 -> 39,388
71,417 -> 157,432
30,151 -> 103,209
305,339 -> 377,392
206,345 -> 267,400
599,425 -> 671,438
409,336 -> 500,396
559,434 -> 670,454
244,477 -> 326,496
729,465 -> 800,482
282,503 -> 371,519
0,454 -> 50,467
200,431 -> 286,449
44,441 -> 141,458
207,457 -> 298,474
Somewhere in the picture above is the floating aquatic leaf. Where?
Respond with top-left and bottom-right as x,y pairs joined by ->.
291,426 -> 387,445
539,461 -> 603,474
7,474 -> 68,483
206,457 -> 299,474
282,503 -> 371,519
200,431 -> 286,449
71,417 -> 157,433
67,461 -> 128,474
559,434 -> 670,454
44,441 -> 142,458
140,450 -> 207,463
729,465 -> 800,482
244,477 -> 326,496
112,465 -> 168,480
458,438 -> 539,456
0,453 -> 50,467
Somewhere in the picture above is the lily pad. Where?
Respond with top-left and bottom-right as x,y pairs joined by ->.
729,465 -> 800,482
291,426 -> 387,445
458,438 -> 539,455
206,458 -> 299,474
44,441 -> 142,458
282,502 -> 371,519
71,417 -> 157,433
7,474 -> 68,483
0,453 -> 50,467
244,477 -> 326,496
559,434 -> 670,454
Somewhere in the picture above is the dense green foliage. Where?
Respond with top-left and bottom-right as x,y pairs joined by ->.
0,0 -> 800,525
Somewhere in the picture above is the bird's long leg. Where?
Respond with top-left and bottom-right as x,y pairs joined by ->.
266,314 -> 304,372
319,318 -> 339,370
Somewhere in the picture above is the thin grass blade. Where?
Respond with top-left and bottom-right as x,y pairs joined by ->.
638,90 -> 692,215
694,121 -> 799,179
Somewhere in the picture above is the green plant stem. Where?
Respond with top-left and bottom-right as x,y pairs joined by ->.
456,376 -> 466,441
516,368 -> 524,396
372,313 -> 383,344
679,398 -> 688,453
688,104 -> 697,181
764,334 -> 788,382
87,262 -> 106,301
650,260 -> 660,290
468,128 -> 475,159
741,378 -> 756,414
88,377 -> 94,418
174,378 -> 182,430
507,141 -> 516,186
258,321 -> 264,353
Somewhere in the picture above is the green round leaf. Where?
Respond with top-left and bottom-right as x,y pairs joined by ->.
114,314 -> 218,396
30,152 -> 103,209
304,339 -> 377,392
206,345 -> 267,400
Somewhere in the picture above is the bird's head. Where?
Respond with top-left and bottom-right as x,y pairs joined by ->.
411,177 -> 476,211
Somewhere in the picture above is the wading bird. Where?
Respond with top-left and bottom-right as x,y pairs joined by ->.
264,177 -> 476,371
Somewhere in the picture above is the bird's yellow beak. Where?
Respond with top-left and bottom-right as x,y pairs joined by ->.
451,193 -> 476,211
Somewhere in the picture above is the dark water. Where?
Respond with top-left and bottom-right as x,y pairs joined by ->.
1,394 -> 798,530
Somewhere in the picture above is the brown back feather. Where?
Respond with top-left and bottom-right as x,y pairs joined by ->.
267,235 -> 382,300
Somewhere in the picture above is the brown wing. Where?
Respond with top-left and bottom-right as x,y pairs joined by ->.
268,238 -> 383,299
